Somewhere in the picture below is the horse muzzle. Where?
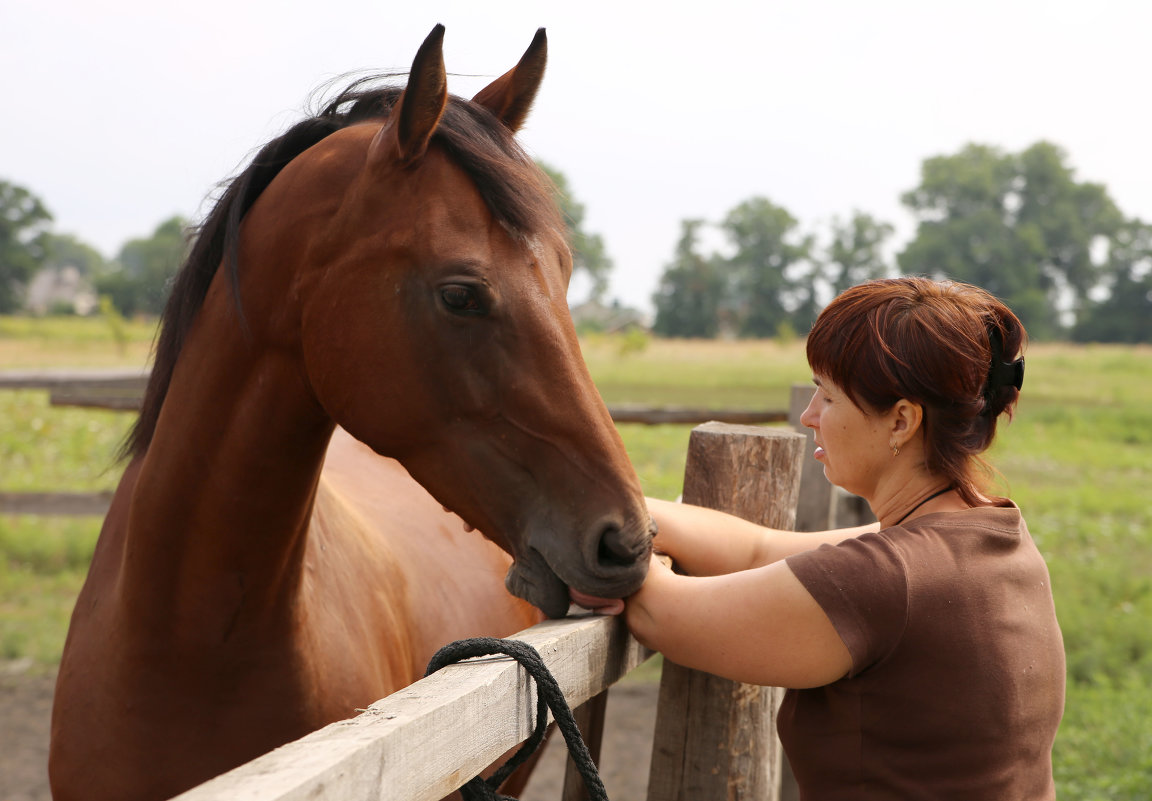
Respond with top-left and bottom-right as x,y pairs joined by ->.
505,515 -> 654,619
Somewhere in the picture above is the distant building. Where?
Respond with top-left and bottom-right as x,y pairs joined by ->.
25,265 -> 99,316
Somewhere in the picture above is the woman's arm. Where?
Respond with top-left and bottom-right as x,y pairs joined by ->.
624,554 -> 853,688
648,497 -> 879,576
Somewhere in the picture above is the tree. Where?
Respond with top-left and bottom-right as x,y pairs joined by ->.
652,220 -> 725,338
1072,219 -> 1152,343
825,211 -> 894,295
719,197 -> 815,338
898,141 -> 1124,339
97,216 -> 189,316
538,162 -> 613,302
0,179 -> 53,312
44,232 -> 108,276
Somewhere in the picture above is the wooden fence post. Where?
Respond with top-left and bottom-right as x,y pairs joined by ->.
562,690 -> 608,801
646,421 -> 805,801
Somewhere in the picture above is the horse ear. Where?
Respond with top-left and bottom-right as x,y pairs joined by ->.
471,28 -> 547,132
373,24 -> 448,165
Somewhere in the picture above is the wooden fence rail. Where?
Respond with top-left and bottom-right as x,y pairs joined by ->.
0,369 -> 787,422
0,491 -> 115,516
0,375 -> 871,530
174,612 -> 651,801
0,370 -> 789,516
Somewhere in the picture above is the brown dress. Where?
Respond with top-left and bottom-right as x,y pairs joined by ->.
782,504 -> 1065,800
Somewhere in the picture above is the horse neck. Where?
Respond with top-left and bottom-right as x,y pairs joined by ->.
119,280 -> 334,625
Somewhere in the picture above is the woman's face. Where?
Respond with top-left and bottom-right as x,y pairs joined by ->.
799,375 -> 893,499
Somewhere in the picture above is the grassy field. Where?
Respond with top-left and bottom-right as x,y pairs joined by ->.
2,318 -> 1150,798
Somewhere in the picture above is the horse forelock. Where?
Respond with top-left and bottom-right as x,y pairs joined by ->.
123,76 -> 563,460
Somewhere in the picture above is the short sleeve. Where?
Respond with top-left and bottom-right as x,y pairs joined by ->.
786,533 -> 909,676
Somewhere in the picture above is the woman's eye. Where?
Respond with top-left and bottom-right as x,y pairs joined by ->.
440,285 -> 486,315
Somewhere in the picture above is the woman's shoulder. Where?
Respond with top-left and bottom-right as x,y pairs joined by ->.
888,501 -> 1025,542
788,502 -> 1032,592
787,528 -> 910,596
880,502 -> 1050,586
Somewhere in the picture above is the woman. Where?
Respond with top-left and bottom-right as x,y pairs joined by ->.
624,277 -> 1065,799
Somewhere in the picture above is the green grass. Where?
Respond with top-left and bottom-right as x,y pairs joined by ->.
581,334 -> 811,407
0,315 -> 148,668
0,314 -> 155,368
1,391 -> 132,491
580,336 -> 812,501
0,518 -> 101,664
2,319 -> 1150,796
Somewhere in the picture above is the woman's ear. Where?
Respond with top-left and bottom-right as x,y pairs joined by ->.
889,399 -> 924,445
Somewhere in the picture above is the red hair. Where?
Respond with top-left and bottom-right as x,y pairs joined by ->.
806,277 -> 1027,505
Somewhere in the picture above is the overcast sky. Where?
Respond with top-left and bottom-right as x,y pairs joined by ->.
4,0 -> 1150,311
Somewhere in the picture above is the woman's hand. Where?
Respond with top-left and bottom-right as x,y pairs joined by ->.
623,552 -> 677,646
569,553 -> 673,617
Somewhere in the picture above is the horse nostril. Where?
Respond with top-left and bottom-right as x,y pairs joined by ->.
597,524 -> 639,568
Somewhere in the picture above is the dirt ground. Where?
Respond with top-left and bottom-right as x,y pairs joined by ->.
1,665 -> 56,801
0,664 -> 658,801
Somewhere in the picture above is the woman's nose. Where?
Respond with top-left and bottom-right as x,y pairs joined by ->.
799,390 -> 819,429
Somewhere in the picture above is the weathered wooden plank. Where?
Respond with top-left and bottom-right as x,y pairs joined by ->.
48,390 -> 142,410
2,371 -> 792,424
0,368 -> 149,390
0,368 -> 148,411
647,422 -> 804,801
606,405 -> 787,425
173,612 -> 654,801
46,396 -> 786,423
0,491 -> 113,516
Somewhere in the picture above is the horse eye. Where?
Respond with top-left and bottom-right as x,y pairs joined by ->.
440,284 -> 486,315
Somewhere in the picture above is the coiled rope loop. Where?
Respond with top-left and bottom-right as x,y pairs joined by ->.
424,637 -> 610,801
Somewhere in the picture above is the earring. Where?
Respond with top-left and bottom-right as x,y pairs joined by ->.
891,443 -> 900,457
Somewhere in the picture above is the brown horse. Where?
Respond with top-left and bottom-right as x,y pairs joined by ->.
49,26 -> 652,801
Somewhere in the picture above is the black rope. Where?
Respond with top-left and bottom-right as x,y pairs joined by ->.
424,637 -> 610,801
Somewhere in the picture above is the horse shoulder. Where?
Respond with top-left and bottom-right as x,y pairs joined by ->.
308,429 -> 541,683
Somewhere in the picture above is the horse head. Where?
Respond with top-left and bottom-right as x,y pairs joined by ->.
235,26 -> 652,618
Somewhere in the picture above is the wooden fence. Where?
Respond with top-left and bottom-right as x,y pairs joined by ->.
0,369 -> 787,422
0,370 -> 135,514
0,370 -> 789,517
171,422 -> 805,801
1,373 -> 868,532
0,367 -> 149,409
175,611 -> 650,801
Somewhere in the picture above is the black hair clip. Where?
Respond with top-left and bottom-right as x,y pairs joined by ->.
989,357 -> 1025,392
983,327 -> 1025,414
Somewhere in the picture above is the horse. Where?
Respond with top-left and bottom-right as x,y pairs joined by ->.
49,26 -> 653,801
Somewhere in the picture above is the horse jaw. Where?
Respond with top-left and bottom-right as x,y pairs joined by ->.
504,551 -> 572,619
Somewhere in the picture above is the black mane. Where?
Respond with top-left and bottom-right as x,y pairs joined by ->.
123,78 -> 561,459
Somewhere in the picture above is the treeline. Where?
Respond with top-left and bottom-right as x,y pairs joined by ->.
652,141 -> 1151,343
3,140 -> 1150,342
